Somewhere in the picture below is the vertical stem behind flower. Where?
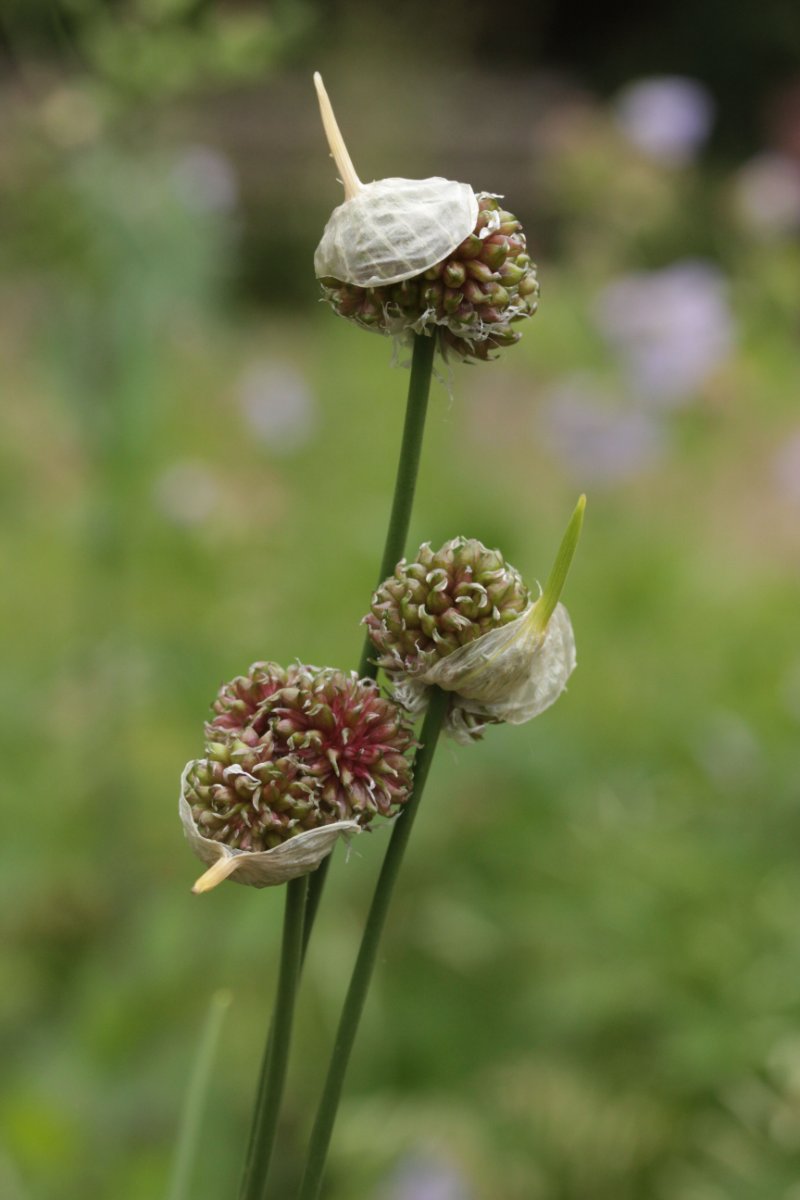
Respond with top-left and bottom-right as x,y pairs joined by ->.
241,332 -> 437,1200
296,687 -> 449,1200
239,875 -> 308,1200
367,332 -> 438,641
307,329 -> 437,945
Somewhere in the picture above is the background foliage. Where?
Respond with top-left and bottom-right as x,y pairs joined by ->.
2,3 -> 800,1198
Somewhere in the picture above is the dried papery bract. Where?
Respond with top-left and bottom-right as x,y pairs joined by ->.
314,73 -> 478,289
313,73 -> 539,361
180,771 -> 360,892
365,498 -> 585,742
408,600 -> 577,741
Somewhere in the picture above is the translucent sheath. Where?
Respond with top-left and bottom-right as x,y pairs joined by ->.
314,176 -> 479,287
424,601 -> 575,718
179,765 -> 360,892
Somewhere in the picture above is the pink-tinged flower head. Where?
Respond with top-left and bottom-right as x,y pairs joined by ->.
184,738 -> 316,852
266,668 -> 417,819
181,663 -> 416,891
206,661 -> 305,737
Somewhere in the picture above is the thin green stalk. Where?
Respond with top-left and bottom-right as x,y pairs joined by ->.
239,875 -> 308,1200
357,330 -> 436,678
301,859 -> 331,959
240,330 -> 437,1200
167,990 -> 231,1200
236,829 -> 331,1198
305,330 -> 436,955
296,687 -> 449,1200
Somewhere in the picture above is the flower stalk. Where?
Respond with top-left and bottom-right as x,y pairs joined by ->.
239,874 -> 308,1200
237,329 -> 437,1196
359,331 -> 437,675
296,687 -> 449,1200
303,328 -> 436,950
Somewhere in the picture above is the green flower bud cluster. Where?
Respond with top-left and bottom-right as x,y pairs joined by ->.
184,739 -> 318,852
320,195 -> 539,362
364,538 -> 531,677
362,498 -> 584,746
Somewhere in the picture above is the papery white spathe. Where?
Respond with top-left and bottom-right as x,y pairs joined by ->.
179,764 -> 360,894
313,73 -> 478,288
396,601 -> 576,745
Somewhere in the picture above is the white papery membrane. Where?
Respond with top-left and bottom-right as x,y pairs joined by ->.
179,764 -> 360,892
394,602 -> 576,745
314,177 -> 479,288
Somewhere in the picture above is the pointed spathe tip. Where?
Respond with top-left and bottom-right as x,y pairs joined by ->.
532,495 -> 586,634
313,71 -> 362,201
191,855 -> 241,894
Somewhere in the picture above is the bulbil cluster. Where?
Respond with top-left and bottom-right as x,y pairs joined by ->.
363,503 -> 583,745
313,74 -> 539,362
319,195 -> 539,361
365,538 -> 531,679
182,664 -> 416,877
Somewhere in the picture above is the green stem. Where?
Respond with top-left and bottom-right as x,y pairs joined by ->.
304,331 -> 436,957
240,331 -> 437,1199
357,331 -> 436,679
301,859 -> 331,959
237,844 -> 329,1198
296,687 -> 449,1200
239,875 -> 308,1200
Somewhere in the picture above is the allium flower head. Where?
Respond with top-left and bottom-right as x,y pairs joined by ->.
313,73 -> 539,362
206,660 -> 305,735
365,538 -> 531,676
364,500 -> 585,743
181,664 -> 416,891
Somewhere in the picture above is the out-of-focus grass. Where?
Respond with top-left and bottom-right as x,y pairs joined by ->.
2,92 -> 800,1200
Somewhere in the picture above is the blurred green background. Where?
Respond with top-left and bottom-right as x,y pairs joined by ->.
2,2 -> 800,1198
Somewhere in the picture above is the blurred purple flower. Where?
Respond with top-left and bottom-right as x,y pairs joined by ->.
772,428 -> 800,506
171,145 -> 238,213
614,76 -> 714,165
543,376 -> 665,485
733,153 -> 800,237
237,361 -> 318,455
154,460 -> 219,525
594,261 -> 735,405
379,1154 -> 472,1200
